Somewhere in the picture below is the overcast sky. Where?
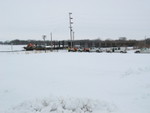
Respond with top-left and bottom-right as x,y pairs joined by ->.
0,0 -> 150,41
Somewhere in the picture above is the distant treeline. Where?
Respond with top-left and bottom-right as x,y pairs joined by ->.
1,38 -> 150,48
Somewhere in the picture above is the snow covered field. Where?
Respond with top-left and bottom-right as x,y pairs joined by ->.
0,45 -> 25,51
0,45 -> 150,113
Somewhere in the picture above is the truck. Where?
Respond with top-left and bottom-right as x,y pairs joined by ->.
135,48 -> 150,53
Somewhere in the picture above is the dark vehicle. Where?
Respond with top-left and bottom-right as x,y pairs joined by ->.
35,45 -> 46,50
24,43 -> 36,51
83,48 -> 90,52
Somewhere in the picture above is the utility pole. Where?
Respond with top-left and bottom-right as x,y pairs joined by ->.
50,32 -> 53,51
11,43 -> 13,51
145,35 -> 147,47
43,35 -> 46,53
69,12 -> 73,48
73,31 -> 75,47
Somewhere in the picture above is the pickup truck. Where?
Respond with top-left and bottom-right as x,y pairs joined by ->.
112,47 -> 127,53
135,48 -> 150,53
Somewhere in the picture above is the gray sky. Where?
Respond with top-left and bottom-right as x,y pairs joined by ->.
0,0 -> 150,41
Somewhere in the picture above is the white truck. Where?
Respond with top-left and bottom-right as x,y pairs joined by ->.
105,47 -> 127,53
112,47 -> 127,53
135,48 -> 150,53
90,48 -> 103,53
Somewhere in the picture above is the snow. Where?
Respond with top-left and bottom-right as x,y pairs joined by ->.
0,45 -> 25,51
0,45 -> 150,113
5,97 -> 117,113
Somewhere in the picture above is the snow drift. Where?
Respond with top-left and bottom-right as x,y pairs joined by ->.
6,97 -> 116,113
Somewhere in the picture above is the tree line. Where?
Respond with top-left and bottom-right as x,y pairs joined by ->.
1,38 -> 150,48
